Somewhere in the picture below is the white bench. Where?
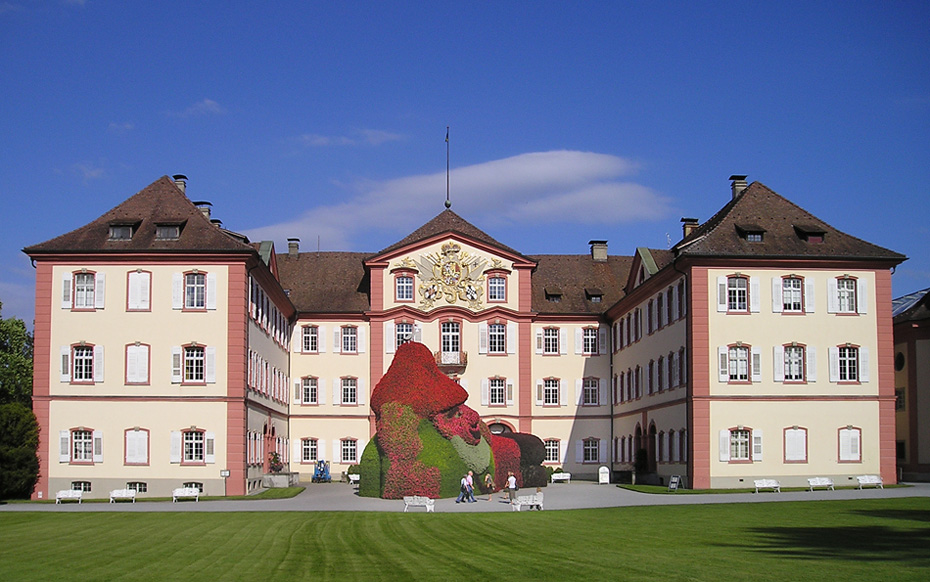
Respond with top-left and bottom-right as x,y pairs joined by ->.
807,477 -> 835,491
348,474 -> 360,485
403,495 -> 434,512
856,475 -> 884,489
551,472 -> 571,484
55,489 -> 83,504
109,489 -> 136,503
512,492 -> 544,511
753,479 -> 781,493
172,487 -> 200,502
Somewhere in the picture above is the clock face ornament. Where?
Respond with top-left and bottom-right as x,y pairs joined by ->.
413,243 -> 487,309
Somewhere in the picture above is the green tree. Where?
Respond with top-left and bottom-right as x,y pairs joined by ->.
0,300 -> 33,406
0,402 -> 39,499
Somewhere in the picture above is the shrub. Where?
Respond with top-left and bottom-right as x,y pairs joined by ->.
521,465 -> 548,488
370,342 -> 468,418
490,434 -> 521,489
497,432 -> 545,466
417,420 -> 470,497
358,439 -> 382,498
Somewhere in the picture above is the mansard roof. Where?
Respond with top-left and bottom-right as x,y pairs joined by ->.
374,209 -> 529,261
673,181 -> 905,263
277,252 -> 371,314
530,254 -> 633,314
893,287 -> 930,323
24,176 -> 255,256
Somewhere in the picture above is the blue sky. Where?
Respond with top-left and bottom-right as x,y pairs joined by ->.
1,1 -> 928,326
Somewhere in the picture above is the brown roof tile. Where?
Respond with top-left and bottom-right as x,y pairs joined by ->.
375,209 -> 529,260
674,182 -> 905,262
530,255 -> 633,314
277,252 -> 371,313
24,176 -> 255,255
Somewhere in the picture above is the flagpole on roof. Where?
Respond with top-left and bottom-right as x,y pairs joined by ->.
445,126 -> 451,209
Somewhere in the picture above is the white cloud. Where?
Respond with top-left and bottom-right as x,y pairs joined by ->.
169,98 -> 225,118
242,150 -> 673,249
296,128 -> 405,147
71,162 -> 105,181
108,121 -> 134,134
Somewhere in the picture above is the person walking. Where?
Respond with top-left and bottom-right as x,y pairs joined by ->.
484,473 -> 495,501
507,471 -> 518,503
465,471 -> 477,502
456,474 -> 468,503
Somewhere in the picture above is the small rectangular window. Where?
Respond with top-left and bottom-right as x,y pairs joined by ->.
109,225 -> 133,240
155,225 -> 180,240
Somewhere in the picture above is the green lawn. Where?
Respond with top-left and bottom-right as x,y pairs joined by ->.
1,498 -> 928,581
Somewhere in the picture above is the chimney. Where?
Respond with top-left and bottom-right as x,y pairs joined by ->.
589,240 -> 608,262
681,217 -> 700,238
172,174 -> 188,194
729,174 -> 748,199
192,200 -> 212,219
210,219 -> 223,228
288,238 -> 300,258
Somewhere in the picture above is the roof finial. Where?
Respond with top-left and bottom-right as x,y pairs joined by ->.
445,126 -> 451,209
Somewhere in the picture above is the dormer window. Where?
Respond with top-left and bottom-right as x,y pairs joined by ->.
156,224 -> 181,240
735,223 -> 765,242
794,224 -> 826,244
585,288 -> 603,303
545,287 -> 562,303
108,225 -> 134,241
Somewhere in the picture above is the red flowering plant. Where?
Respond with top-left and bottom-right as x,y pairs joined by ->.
491,434 -> 522,489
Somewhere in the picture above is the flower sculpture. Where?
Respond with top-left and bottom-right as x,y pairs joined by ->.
360,341 -> 543,499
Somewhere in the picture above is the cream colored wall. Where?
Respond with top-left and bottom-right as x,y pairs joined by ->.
531,417 -> 610,476
381,241 -> 518,313
248,320 -> 290,415
530,322 -> 611,418
287,417 -> 371,476
706,268 -> 879,397
709,399 -> 881,487
48,399 -> 228,497
50,263 -> 230,398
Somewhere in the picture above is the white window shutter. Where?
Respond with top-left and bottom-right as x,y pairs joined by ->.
785,429 -> 806,462
535,379 -> 543,405
357,327 -> 366,353
717,276 -> 728,312
333,441 -> 341,463
857,279 -> 868,314
773,346 -> 785,382
59,430 -> 71,462
599,378 -> 607,405
827,278 -> 838,313
671,352 -> 679,387
62,272 -> 73,309
599,327 -> 608,355
357,439 -> 367,463
294,380 -> 301,404
358,378 -> 366,405
575,441 -> 584,463
805,279 -> 815,312
333,379 -> 341,405
560,381 -> 567,406
507,322 -> 517,354
385,322 -> 395,354
506,381 -> 514,406
719,429 -> 730,462
205,432 -> 216,463
599,440 -> 607,463
171,347 -> 182,383
318,379 -> 326,405
292,441 -> 301,463
751,347 -> 762,383
318,326 -> 327,352
718,346 -> 729,383
170,431 -> 181,463
478,322 -> 488,355
333,328 -> 341,354
172,273 -> 183,309
752,429 -> 763,461
413,323 -> 422,342
807,347 -> 817,382
206,273 -> 217,310
859,347 -> 869,383
828,347 -> 839,383
574,328 -> 583,354
205,347 -> 216,383
772,278 -> 783,312
92,345 -> 104,382
671,286 -> 679,319
94,272 -> 106,309
60,346 -> 71,382
749,277 -> 760,313
559,328 -> 568,355
575,379 -> 583,405
535,329 -> 544,354
91,429 -> 103,462
481,379 -> 489,406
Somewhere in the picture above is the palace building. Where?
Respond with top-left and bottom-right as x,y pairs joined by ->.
25,174 -> 905,498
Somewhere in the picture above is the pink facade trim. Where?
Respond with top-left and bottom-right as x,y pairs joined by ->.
226,263 -> 248,495
874,269 -> 897,484
31,262 -> 52,500
689,267 -> 711,489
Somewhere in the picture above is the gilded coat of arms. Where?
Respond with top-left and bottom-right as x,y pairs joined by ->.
412,243 -> 487,309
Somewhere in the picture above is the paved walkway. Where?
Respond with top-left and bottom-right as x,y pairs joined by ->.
3,481 -> 929,513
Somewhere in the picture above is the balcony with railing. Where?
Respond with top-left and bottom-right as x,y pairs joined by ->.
434,350 -> 467,374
